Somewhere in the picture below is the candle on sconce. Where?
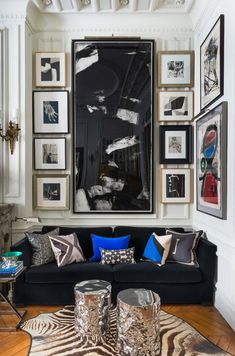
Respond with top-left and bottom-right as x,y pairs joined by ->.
12,108 -> 19,124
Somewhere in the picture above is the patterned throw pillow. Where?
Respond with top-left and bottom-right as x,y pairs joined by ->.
100,247 -> 135,265
26,228 -> 59,266
142,232 -> 172,265
49,233 -> 85,267
166,229 -> 203,266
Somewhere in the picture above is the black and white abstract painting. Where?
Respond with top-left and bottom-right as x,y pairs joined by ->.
72,40 -> 154,213
200,15 -> 224,110
158,91 -> 193,121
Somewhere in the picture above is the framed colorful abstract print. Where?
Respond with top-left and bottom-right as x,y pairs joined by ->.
159,125 -> 193,164
161,168 -> 191,204
158,51 -> 194,88
33,90 -> 69,133
35,52 -> 66,87
72,39 -> 154,213
196,102 -> 227,219
200,15 -> 224,110
158,90 -> 194,122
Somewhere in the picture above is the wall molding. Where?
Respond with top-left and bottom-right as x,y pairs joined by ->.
215,289 -> 235,331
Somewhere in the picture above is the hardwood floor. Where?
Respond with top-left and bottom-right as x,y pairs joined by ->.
0,304 -> 234,355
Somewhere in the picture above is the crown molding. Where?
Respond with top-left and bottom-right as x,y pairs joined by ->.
0,13 -> 25,21
190,0 -> 220,35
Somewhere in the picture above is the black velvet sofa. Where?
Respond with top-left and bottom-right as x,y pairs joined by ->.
12,226 -> 217,306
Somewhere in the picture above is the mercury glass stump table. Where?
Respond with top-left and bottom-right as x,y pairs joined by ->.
0,267 -> 27,331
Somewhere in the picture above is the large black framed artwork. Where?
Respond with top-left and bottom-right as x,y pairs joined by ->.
72,39 -> 154,213
200,15 -> 224,111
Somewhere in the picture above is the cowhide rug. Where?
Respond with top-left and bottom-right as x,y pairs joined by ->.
21,305 -> 231,356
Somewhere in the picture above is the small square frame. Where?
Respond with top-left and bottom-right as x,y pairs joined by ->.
158,90 -> 194,122
33,174 -> 69,210
33,90 -> 69,133
161,168 -> 191,204
159,125 -> 193,164
34,138 -> 66,170
35,52 -> 66,87
158,51 -> 194,88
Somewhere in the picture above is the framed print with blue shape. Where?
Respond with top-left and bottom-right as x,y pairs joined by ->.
33,90 -> 69,133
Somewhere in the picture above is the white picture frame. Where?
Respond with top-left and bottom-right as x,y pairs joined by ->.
158,51 -> 194,88
33,90 -> 69,133
158,90 -> 194,122
34,138 -> 66,170
35,52 -> 66,87
33,174 -> 69,210
161,168 -> 191,204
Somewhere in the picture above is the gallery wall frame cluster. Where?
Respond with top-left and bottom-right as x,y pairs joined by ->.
196,14 -> 227,220
157,50 -> 194,204
33,52 -> 69,210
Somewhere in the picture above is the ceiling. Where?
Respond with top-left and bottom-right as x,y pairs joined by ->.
31,0 -> 195,14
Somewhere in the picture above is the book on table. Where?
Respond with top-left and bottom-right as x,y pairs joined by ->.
0,261 -> 24,277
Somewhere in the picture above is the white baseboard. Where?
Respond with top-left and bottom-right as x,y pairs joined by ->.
215,290 -> 235,331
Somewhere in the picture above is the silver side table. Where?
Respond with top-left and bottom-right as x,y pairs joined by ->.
74,279 -> 111,344
116,288 -> 161,355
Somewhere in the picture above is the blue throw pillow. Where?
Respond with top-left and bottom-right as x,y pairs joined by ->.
90,234 -> 130,262
142,232 -> 172,265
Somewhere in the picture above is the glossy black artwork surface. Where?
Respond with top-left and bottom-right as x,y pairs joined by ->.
72,40 -> 154,213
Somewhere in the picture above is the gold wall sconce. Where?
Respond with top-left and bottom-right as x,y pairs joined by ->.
0,109 -> 21,154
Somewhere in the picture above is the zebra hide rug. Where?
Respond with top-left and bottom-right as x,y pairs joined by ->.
21,305 -> 230,356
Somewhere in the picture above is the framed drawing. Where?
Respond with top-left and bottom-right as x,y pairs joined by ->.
35,52 -> 66,87
159,125 -> 193,164
34,138 -> 66,170
200,15 -> 224,111
33,90 -> 69,133
158,90 -> 194,122
196,101 -> 227,219
161,168 -> 191,203
158,51 -> 194,88
72,39 -> 154,213
33,174 -> 69,210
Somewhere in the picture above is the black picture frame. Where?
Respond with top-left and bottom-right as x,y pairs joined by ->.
159,125 -> 193,164
196,101 -> 227,219
72,39 -> 154,213
200,14 -> 224,111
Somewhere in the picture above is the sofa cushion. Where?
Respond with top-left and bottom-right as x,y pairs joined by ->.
166,229 -> 203,266
25,262 -> 114,284
142,233 -> 172,265
90,234 -> 130,262
26,228 -> 59,266
41,226 -> 113,259
49,233 -> 85,267
114,226 -> 185,260
113,261 -> 201,284
100,247 -> 135,265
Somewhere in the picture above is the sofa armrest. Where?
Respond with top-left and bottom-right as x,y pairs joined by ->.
197,238 -> 217,282
11,237 -> 32,267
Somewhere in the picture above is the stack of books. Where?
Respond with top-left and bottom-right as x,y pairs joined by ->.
0,261 -> 24,277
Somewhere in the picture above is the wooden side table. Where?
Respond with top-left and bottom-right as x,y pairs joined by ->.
0,266 -> 27,331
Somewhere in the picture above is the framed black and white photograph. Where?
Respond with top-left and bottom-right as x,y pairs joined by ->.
200,15 -> 224,110
33,90 -> 69,133
158,90 -> 194,121
158,51 -> 194,88
35,52 -> 66,87
34,138 -> 66,170
33,174 -> 69,210
196,101 -> 227,219
160,125 -> 192,164
72,39 -> 154,213
161,168 -> 191,203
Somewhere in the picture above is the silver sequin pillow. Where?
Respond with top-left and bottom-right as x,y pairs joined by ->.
100,247 -> 135,265
26,228 -> 59,266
